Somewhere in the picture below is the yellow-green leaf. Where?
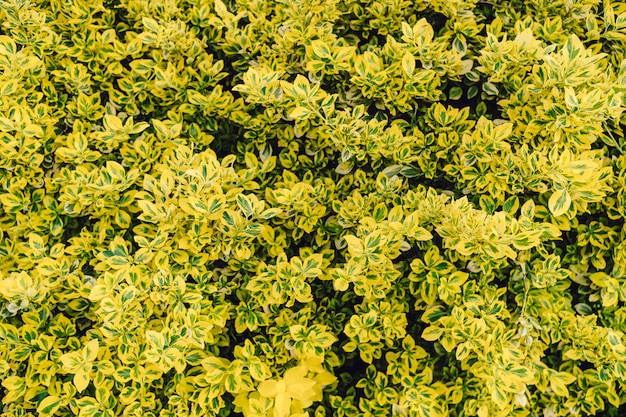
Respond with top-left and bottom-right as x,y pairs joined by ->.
548,189 -> 572,217
37,396 -> 63,415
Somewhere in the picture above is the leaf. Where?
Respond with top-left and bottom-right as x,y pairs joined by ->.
411,226 -> 433,242
152,119 -> 169,139
482,81 -> 499,96
37,395 -> 63,415
455,342 -> 471,361
105,161 -> 126,180
179,196 -> 207,216
564,35 -> 583,61
2,375 -> 25,391
548,189 -> 571,217
201,357 -> 228,384
223,373 -> 240,393
549,371 -> 576,396
502,196 -> 519,215
0,117 -> 14,131
452,36 -> 467,55
83,339 -> 99,362
448,86 -> 463,100
402,52 -> 416,77
1,376 -> 26,403
213,0 -> 230,18
334,277 -> 349,291
206,194 -> 226,219
129,120 -> 149,134
0,35 -> 16,56
146,330 -> 165,350
491,383 -> 508,409
564,88 -> 579,109
288,106 -> 312,120
0,359 -> 9,374
421,326 -> 442,341
310,39 -> 331,58
0,79 -> 18,97
103,114 -> 124,131
188,90 -> 210,106
142,17 -> 160,33
73,369 -> 90,392
344,235 -> 364,258
60,351 -> 82,372
258,207 -> 282,220
22,124 -> 44,137
236,194 -> 255,217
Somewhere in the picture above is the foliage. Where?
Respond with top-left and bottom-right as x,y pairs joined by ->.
1,0 -> 626,416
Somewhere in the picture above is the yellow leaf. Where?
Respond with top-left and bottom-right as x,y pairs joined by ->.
333,277 -> 349,291
0,359 -> 9,374
402,52 -> 416,76
344,235 -> 364,257
83,339 -> 99,362
73,369 -> 90,392
274,391 -> 291,417
22,124 -> 44,137
284,367 -> 316,401
103,114 -> 124,131
2,375 -> 24,391
288,106 -> 312,120
310,39 -> 331,59
37,396 -> 63,415
258,379 -> 280,397
1,376 -> 25,402
549,371 -> 576,397
548,188 -> 572,217
421,326 -> 442,341
60,351 -> 82,373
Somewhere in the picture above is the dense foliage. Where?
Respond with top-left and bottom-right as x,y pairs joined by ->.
2,0 -> 626,416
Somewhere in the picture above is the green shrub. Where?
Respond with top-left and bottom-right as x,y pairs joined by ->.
1,0 -> 626,416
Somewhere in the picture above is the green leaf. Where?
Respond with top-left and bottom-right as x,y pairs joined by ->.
448,86 -> 463,100
467,85 -> 478,99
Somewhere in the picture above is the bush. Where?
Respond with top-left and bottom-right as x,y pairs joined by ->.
1,0 -> 626,416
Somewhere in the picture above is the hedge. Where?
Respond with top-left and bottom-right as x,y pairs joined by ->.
1,0 -> 626,416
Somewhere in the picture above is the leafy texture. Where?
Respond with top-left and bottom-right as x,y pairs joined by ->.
1,0 -> 626,417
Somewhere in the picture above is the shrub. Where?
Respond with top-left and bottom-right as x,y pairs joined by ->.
1,0 -> 626,416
